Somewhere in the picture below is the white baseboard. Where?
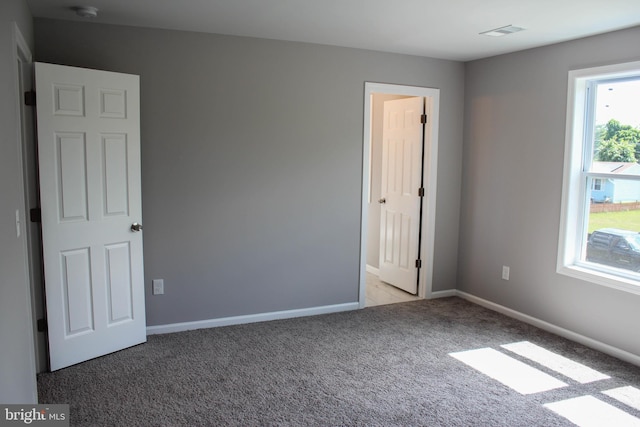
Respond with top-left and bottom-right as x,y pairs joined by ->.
147,289 -> 640,367
147,302 -> 360,335
430,289 -> 457,299
366,265 -> 380,276
456,290 -> 640,367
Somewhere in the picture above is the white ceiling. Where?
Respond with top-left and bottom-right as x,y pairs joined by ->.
26,0 -> 640,61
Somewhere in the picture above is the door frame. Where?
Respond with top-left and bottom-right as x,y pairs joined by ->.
359,82 -> 440,307
12,23 -> 44,377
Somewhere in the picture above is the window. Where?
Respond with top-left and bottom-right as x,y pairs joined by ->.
558,61 -> 640,293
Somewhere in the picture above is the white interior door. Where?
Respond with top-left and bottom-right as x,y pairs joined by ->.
35,62 -> 146,371
379,96 -> 424,294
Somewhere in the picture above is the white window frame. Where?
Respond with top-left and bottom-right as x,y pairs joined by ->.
558,60 -> 640,294
591,178 -> 602,191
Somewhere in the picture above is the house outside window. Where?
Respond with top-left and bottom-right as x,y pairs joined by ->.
558,61 -> 640,294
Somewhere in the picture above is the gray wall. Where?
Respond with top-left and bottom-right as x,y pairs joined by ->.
34,19 -> 464,326
0,0 -> 37,403
460,26 -> 640,356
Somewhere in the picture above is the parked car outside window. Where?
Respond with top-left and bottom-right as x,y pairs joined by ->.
586,228 -> 640,273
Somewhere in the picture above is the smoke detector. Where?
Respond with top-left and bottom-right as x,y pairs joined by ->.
72,6 -> 99,18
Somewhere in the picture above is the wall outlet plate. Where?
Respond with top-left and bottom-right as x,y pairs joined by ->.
152,279 -> 164,295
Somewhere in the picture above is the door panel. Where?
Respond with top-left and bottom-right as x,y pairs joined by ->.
61,248 -> 93,336
105,242 -> 134,324
103,134 -> 130,216
379,97 -> 424,294
36,62 -> 145,370
57,132 -> 88,221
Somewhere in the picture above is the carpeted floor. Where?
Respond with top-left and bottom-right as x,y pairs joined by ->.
38,297 -> 640,426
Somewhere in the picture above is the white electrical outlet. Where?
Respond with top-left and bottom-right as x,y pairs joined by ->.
502,266 -> 510,281
152,279 -> 164,295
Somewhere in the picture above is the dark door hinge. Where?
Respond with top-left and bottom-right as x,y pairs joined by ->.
37,318 -> 47,332
30,207 -> 41,223
418,187 -> 425,197
421,114 -> 427,124
24,90 -> 36,106
415,259 -> 422,269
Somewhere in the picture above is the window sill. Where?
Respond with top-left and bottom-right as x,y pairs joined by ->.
558,263 -> 640,296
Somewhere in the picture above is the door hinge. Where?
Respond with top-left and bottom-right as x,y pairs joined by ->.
30,207 -> 41,223
421,114 -> 427,124
418,187 -> 425,197
415,259 -> 422,269
24,90 -> 36,106
37,318 -> 47,332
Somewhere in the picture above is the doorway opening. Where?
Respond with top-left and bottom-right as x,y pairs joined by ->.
359,83 -> 440,308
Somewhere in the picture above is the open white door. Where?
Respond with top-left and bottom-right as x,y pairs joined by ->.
35,62 -> 146,370
378,96 -> 425,294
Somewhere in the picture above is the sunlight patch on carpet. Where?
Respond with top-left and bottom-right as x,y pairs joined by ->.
603,386 -> 640,411
544,395 -> 640,427
501,341 -> 610,384
449,348 -> 567,394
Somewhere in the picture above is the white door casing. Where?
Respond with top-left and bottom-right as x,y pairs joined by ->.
35,62 -> 146,370
378,96 -> 424,294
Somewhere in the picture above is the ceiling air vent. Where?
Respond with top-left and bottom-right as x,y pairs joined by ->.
480,25 -> 525,37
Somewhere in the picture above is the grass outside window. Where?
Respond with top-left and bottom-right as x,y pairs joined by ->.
588,208 -> 640,234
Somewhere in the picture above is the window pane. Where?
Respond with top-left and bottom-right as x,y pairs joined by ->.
585,178 -> 640,274
559,62 -> 640,290
591,162 -> 640,182
590,79 -> 640,171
